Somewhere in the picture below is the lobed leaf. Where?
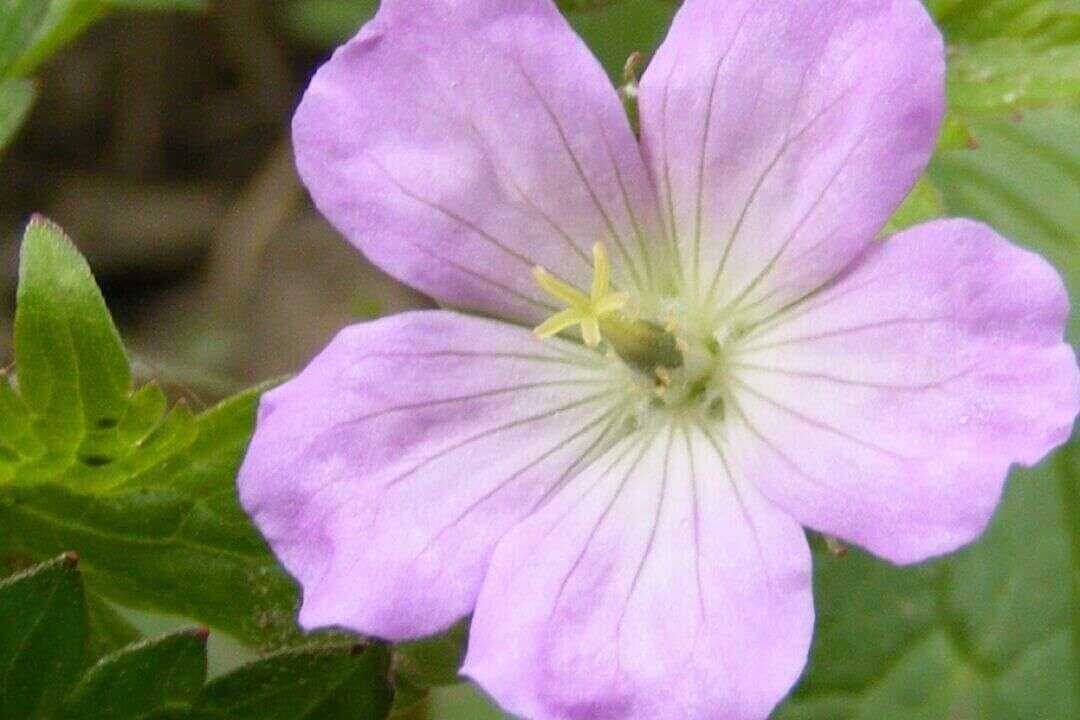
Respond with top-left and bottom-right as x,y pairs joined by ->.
1,558 -> 395,720
0,219 -> 300,648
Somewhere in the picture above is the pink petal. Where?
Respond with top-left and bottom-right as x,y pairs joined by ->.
293,0 -> 662,325
727,220 -> 1080,564
238,311 -> 624,639
464,424 -> 813,720
638,0 -> 944,315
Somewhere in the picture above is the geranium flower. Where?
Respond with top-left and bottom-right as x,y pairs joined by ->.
239,0 -> 1080,717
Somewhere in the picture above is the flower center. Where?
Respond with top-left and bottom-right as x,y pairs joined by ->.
532,244 -> 732,423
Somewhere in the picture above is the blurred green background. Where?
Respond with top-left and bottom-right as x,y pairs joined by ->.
1,1 -> 1077,719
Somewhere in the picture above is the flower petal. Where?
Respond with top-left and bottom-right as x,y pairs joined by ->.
293,0 -> 663,325
238,311 -> 627,639
638,0 -> 944,314
464,423 -> 813,720
728,220 -> 1080,564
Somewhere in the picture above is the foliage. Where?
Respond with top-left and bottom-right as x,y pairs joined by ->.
0,219 -> 300,648
0,555 -> 394,720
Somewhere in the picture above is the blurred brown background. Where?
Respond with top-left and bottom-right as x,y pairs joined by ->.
0,1 -> 428,402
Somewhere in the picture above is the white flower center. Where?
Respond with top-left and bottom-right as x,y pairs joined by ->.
533,243 -> 749,428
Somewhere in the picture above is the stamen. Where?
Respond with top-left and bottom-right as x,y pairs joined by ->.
532,243 -> 630,348
532,243 -> 683,372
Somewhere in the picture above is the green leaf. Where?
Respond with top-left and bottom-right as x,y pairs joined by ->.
555,0 -> 632,11
196,642 -> 394,720
274,0 -> 377,47
0,391 -> 301,647
926,0 -> 1080,44
58,629 -> 209,720
881,176 -> 947,236
427,683 -> 513,720
0,0 -> 48,75
568,0 -> 676,81
0,554 -> 89,719
13,216 -> 132,465
774,441 -> 1080,719
273,0 -> 662,50
1,556 -> 391,719
0,219 -> 299,647
947,38 -> 1080,117
85,592 -> 143,660
394,621 -> 468,691
389,622 -> 469,716
9,0 -> 108,76
924,1 -> 1080,121
937,110 -> 978,150
108,0 -> 206,11
0,76 -> 35,154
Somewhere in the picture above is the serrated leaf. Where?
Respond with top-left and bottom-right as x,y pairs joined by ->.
196,642 -> 393,720
0,557 -> 388,719
0,390 -> 300,648
58,629 -> 209,720
0,76 -> 35,154
0,219 -> 299,647
0,554 -> 89,719
13,217 -> 131,465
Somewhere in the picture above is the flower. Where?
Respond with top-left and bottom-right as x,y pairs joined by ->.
238,1 -> 1080,718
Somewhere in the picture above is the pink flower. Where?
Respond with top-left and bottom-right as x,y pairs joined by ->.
238,1 -> 1080,718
